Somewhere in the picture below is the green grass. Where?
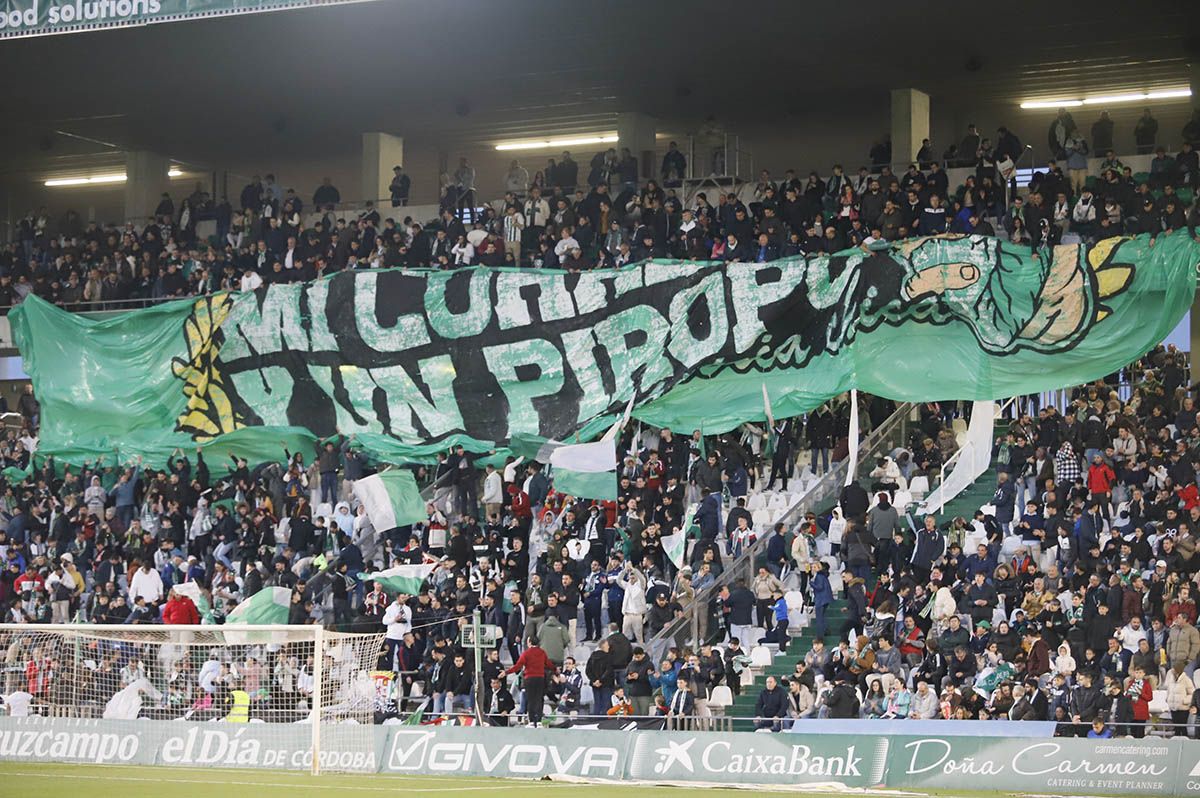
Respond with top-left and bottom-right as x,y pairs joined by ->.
0,762 -> 698,796
0,761 -> 1024,797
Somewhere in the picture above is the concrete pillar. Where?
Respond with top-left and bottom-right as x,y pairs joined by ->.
123,151 -> 170,223
891,88 -> 930,165
362,132 -> 404,205
617,112 -> 657,181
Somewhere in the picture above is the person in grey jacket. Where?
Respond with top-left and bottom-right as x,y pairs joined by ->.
867,493 -> 902,572
872,637 -> 903,682
909,680 -> 940,719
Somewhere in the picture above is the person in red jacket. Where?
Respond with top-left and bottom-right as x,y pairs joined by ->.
1086,455 -> 1115,504
162,589 -> 200,625
13,564 -> 44,596
506,636 -> 554,725
507,484 -> 531,522
1124,666 -> 1153,738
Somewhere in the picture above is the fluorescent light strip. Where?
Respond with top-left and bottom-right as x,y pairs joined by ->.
1021,88 -> 1191,109
45,168 -> 184,187
495,134 -> 618,151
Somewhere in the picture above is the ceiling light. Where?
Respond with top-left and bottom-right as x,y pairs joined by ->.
1146,89 -> 1194,100
1021,87 -> 1191,109
495,134 -> 618,151
45,167 -> 184,187
45,174 -> 127,186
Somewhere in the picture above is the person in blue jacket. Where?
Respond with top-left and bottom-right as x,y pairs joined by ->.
811,563 -> 833,639
770,590 -> 791,653
992,472 -> 1016,533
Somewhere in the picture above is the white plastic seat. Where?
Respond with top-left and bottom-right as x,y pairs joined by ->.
746,493 -> 767,512
749,645 -> 773,669
747,626 -> 766,646
580,684 -> 594,710
908,475 -> 929,499
740,667 -> 756,687
952,418 -> 968,445
708,685 -> 734,715
1148,689 -> 1169,717
767,492 -> 788,511
752,509 -> 771,528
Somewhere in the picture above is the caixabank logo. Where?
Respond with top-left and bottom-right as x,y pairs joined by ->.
627,732 -> 889,785
385,729 -> 623,778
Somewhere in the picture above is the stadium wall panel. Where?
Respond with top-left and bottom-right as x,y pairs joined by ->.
0,716 -> 1197,794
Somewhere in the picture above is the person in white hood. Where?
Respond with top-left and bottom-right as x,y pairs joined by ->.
869,456 -> 901,491
827,507 -> 846,555
333,501 -> 355,537
130,561 -> 164,605
1053,642 -> 1076,676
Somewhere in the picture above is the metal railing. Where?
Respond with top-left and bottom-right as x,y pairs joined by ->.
649,401 -> 916,653
389,709 -> 735,731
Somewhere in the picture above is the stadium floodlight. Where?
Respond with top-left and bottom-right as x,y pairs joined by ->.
45,168 -> 184,187
1020,87 -> 1191,109
495,134 -> 619,151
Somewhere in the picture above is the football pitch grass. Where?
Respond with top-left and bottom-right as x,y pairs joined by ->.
0,761 -> 1033,798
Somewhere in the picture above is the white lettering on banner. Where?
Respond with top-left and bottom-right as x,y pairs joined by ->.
0,728 -> 137,764
289,748 -> 376,771
159,725 -> 374,771
902,738 -> 1170,781
45,0 -> 164,24
902,738 -> 1004,776
385,730 -> 619,777
693,740 -> 862,778
160,726 -> 262,766
1010,741 -> 1169,778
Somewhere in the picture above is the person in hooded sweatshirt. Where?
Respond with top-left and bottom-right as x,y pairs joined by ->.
332,502 -> 355,539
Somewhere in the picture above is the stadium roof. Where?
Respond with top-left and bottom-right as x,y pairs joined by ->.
0,0 -> 1195,175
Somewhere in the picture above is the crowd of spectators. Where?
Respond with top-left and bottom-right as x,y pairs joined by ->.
787,344 -> 1200,739
4,107 -> 1200,310
2,112 -> 1200,735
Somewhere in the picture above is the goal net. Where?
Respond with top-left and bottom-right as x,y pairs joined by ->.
0,623 -> 386,773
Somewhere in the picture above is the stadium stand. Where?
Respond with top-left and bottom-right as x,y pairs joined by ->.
1,132 -> 1200,744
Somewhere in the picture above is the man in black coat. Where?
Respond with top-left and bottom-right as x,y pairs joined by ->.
586,639 -> 615,717
824,674 -> 860,719
840,481 -> 869,524
1070,670 -> 1104,735
484,676 -> 515,725
753,676 -> 788,731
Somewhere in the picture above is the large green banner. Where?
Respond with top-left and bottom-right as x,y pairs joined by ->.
11,233 -> 1199,470
0,0 -> 371,39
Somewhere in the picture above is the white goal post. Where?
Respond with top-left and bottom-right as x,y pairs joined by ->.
0,623 -> 386,775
